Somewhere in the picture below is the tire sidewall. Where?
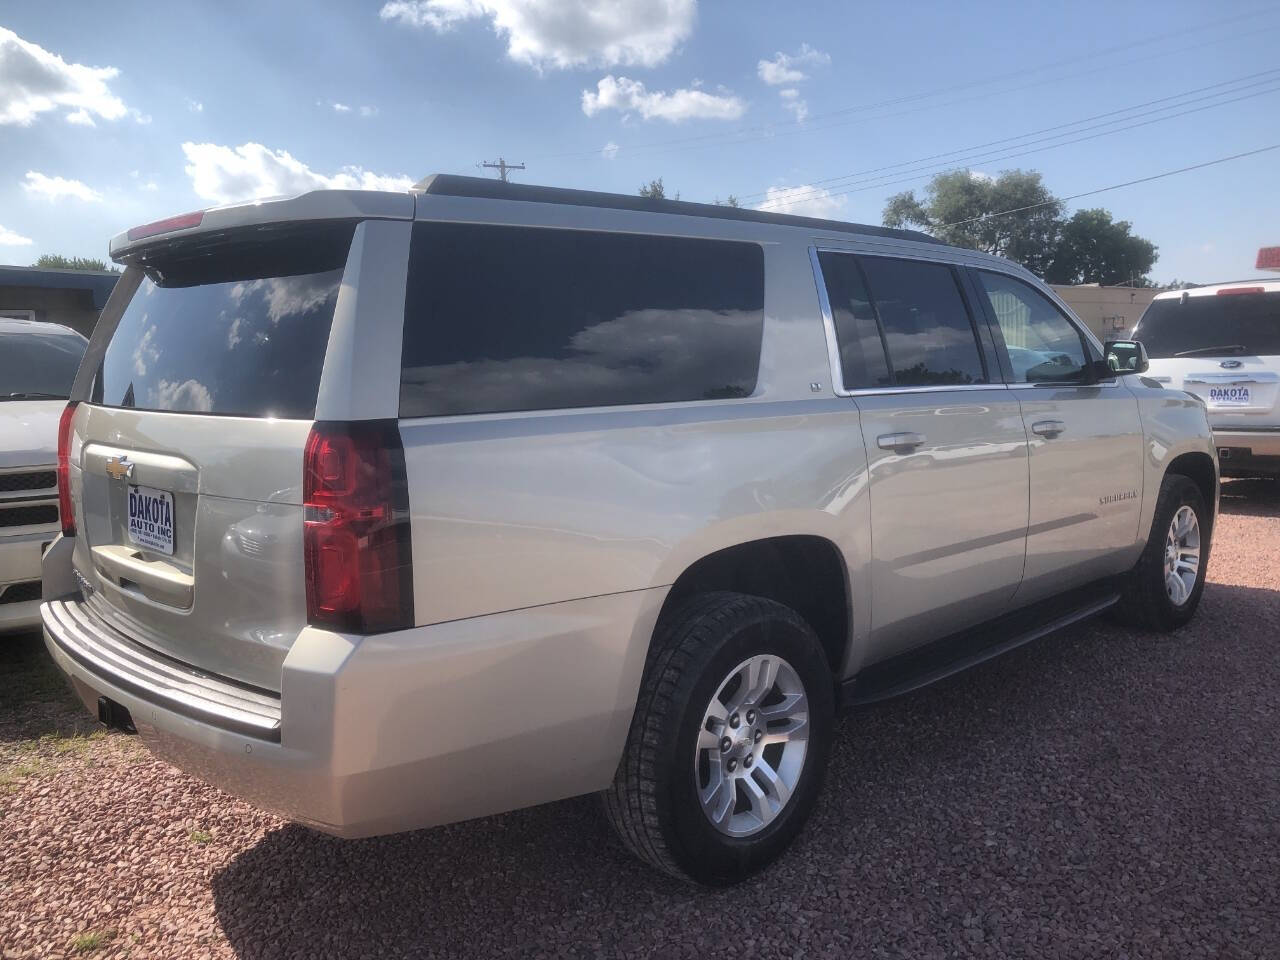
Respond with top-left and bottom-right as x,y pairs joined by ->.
658,604 -> 834,885
1152,477 -> 1209,625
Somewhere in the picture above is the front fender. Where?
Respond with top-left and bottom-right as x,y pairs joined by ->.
1129,378 -> 1220,541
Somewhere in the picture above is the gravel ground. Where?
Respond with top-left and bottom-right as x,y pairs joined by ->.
2,479 -> 1278,959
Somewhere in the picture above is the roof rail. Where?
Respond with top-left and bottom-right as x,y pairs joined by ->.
413,174 -> 941,245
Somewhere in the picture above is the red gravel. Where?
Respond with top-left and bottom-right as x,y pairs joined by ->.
2,479 -> 1279,959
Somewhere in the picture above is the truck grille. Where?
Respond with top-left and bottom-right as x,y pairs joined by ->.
0,471 -> 56,493
0,581 -> 41,604
0,504 -> 59,528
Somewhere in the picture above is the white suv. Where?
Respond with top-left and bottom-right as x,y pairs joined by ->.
1136,279 -> 1280,477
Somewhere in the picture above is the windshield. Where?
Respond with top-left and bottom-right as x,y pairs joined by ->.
93,222 -> 354,418
1134,291 -> 1280,359
0,328 -> 87,400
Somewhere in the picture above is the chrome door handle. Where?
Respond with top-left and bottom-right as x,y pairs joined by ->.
877,431 -> 926,451
1031,420 -> 1066,438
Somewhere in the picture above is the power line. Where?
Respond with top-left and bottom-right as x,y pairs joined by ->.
757,81 -> 1280,211
939,143 -> 1280,228
531,7 -> 1279,163
734,67 -> 1280,204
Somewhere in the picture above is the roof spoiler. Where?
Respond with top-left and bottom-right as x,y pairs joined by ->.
109,190 -> 415,262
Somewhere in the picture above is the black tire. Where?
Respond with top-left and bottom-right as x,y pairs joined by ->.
1111,473 -> 1210,631
602,591 -> 835,885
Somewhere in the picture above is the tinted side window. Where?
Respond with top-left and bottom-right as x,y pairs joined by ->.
817,252 -> 891,389
857,257 -> 987,386
399,223 -> 764,417
977,271 -> 1088,383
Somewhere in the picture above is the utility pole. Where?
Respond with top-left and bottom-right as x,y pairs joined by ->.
480,158 -> 525,183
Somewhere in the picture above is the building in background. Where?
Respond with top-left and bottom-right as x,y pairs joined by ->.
0,265 -> 119,339
1051,283 -> 1160,341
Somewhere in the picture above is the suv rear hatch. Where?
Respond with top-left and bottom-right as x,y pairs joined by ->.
70,221 -> 356,692
1136,287 -> 1280,426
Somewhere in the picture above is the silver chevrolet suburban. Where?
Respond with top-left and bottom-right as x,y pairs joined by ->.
41,177 -> 1218,884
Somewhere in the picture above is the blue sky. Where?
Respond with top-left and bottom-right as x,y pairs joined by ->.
2,0 -> 1278,282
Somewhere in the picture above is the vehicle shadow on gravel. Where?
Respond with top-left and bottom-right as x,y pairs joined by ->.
0,630 -> 96,744
211,580 -> 1280,959
1219,478 -> 1280,517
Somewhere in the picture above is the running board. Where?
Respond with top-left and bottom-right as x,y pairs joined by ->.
841,581 -> 1121,708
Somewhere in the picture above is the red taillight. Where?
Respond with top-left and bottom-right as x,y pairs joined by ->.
303,421 -> 414,633
57,402 -> 78,537
1217,286 -> 1265,296
126,210 -> 204,241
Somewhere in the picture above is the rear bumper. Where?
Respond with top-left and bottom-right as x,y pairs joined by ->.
42,586 -> 663,837
1212,428 -> 1280,458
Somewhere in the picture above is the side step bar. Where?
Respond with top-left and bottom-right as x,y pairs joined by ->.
842,580 -> 1121,708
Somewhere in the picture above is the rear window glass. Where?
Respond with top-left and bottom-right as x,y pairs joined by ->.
94,223 -> 354,418
856,257 -> 987,386
1,328 -> 86,400
1135,291 -> 1280,359
817,252 -> 892,389
399,223 -> 764,417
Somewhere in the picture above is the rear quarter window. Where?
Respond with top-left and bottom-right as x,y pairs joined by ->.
94,222 -> 355,419
399,223 -> 765,417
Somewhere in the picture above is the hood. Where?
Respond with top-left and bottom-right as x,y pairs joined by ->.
0,399 -> 65,469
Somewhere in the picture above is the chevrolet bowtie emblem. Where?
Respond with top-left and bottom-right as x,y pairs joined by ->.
105,456 -> 134,480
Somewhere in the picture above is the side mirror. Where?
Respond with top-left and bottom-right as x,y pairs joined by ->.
1103,339 -> 1149,375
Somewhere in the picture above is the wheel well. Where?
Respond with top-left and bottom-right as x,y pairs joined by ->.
660,536 -> 850,675
1167,452 -> 1217,523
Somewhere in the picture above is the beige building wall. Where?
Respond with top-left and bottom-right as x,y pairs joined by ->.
1051,284 -> 1159,341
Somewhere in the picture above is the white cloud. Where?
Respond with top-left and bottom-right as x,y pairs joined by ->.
186,98 -> 203,113
379,0 -> 695,70
23,171 -> 102,202
0,225 -> 34,246
757,43 -> 829,86
132,323 -> 158,376
582,76 -> 744,123
65,108 -> 94,126
756,184 -> 847,220
182,142 -> 415,204
321,101 -> 377,117
760,44 -> 826,122
151,378 -> 213,413
601,140 -> 619,160
779,87 -> 807,122
0,27 -> 129,126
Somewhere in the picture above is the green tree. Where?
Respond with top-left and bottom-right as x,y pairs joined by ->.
639,178 -> 666,199
32,254 -> 118,273
1044,208 -> 1158,285
719,194 -> 741,208
883,169 -> 1063,277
